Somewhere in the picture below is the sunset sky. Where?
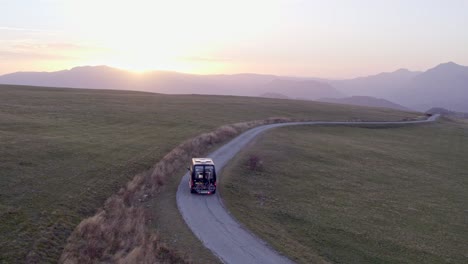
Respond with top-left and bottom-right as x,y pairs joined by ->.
1,0 -> 467,78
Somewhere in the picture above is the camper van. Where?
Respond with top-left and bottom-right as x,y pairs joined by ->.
188,158 -> 217,194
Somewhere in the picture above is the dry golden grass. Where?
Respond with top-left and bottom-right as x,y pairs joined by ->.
1,85 -> 418,262
59,118 -> 295,263
221,119 -> 468,263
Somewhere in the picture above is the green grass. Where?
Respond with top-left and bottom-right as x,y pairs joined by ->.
0,84 -> 418,263
221,118 -> 468,263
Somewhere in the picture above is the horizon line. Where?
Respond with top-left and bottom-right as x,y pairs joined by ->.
0,61 -> 462,81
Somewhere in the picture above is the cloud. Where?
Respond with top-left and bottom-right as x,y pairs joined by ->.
0,26 -> 40,32
11,42 -> 98,52
0,50 -> 76,60
0,41 -> 109,62
0,26 -> 59,33
180,56 -> 232,62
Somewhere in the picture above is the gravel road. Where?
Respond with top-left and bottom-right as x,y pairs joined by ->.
176,114 -> 440,264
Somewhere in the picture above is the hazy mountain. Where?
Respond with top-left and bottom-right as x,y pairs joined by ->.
0,66 -> 341,100
1,62 -> 467,111
0,66 -> 138,91
330,62 -> 468,112
426,107 -> 468,119
329,68 -> 422,98
393,62 -> 468,111
259,92 -> 289,99
261,79 -> 344,100
0,66 -> 264,95
318,96 -> 410,111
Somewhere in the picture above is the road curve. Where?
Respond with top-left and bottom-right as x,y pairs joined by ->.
176,114 -> 440,264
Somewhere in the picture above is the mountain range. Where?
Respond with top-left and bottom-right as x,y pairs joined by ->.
0,66 -> 342,100
318,96 -> 409,111
1,62 -> 467,112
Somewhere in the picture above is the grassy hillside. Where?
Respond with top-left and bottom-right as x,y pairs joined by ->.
0,84 -> 418,262
221,119 -> 468,263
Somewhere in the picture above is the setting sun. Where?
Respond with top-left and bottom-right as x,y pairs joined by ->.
1,0 -> 467,77
57,0 -> 282,74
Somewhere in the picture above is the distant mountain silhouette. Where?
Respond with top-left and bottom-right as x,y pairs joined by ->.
1,62 -> 467,111
393,62 -> 468,111
0,66 -> 137,90
259,92 -> 289,99
0,66 -> 342,100
426,107 -> 468,119
318,96 -> 410,111
329,62 -> 468,112
329,68 -> 422,99
261,79 -> 344,100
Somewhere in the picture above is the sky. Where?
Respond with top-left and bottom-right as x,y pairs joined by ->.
1,0 -> 467,78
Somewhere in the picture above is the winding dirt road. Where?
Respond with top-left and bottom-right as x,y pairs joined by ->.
176,114 -> 440,264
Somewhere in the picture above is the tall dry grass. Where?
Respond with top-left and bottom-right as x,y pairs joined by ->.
59,117 -> 295,263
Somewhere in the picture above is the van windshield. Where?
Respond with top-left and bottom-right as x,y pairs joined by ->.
194,165 -> 215,180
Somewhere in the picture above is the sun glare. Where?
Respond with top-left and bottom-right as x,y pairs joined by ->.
59,0 -> 281,74
2,0 -> 467,77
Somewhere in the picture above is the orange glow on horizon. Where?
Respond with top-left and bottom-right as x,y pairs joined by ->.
1,0 -> 467,78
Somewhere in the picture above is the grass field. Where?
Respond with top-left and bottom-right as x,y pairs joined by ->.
221,118 -> 468,263
0,84 -> 419,262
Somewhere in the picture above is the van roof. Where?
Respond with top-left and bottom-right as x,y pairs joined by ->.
192,158 -> 215,165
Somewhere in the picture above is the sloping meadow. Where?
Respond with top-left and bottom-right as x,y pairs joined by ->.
0,85 -> 419,263
59,118 -> 294,263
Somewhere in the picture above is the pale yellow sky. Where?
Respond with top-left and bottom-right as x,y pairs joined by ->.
1,0 -> 467,78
